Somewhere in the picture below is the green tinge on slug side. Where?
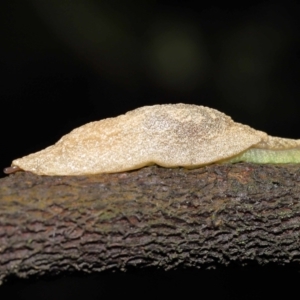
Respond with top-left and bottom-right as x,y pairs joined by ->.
223,148 -> 300,164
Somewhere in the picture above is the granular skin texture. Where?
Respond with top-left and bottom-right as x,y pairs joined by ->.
9,104 -> 300,175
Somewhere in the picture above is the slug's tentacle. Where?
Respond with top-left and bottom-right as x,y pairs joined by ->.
3,165 -> 22,174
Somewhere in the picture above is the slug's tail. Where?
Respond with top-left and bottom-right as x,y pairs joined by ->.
3,165 -> 22,174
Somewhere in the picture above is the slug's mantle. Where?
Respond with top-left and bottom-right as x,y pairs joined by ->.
5,103 -> 300,175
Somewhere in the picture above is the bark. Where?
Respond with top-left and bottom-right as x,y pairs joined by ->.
0,163 -> 300,284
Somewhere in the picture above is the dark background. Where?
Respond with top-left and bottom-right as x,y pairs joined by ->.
1,0 -> 300,299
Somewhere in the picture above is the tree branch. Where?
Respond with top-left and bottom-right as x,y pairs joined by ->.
1,163 -> 300,284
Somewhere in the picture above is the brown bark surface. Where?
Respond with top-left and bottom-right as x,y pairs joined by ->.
1,163 -> 300,284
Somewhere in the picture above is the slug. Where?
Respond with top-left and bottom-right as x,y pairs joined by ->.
4,103 -> 300,176
3,166 -> 21,174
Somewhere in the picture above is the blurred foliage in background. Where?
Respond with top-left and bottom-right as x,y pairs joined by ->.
1,0 -> 300,171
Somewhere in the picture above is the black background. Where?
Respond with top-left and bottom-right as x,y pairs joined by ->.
1,0 -> 300,299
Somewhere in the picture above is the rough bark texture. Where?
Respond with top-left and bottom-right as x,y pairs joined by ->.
1,163 -> 300,284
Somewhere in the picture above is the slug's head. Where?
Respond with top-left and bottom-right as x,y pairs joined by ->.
3,165 -> 22,174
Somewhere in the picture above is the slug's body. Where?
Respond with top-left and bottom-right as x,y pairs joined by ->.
5,103 -> 300,176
